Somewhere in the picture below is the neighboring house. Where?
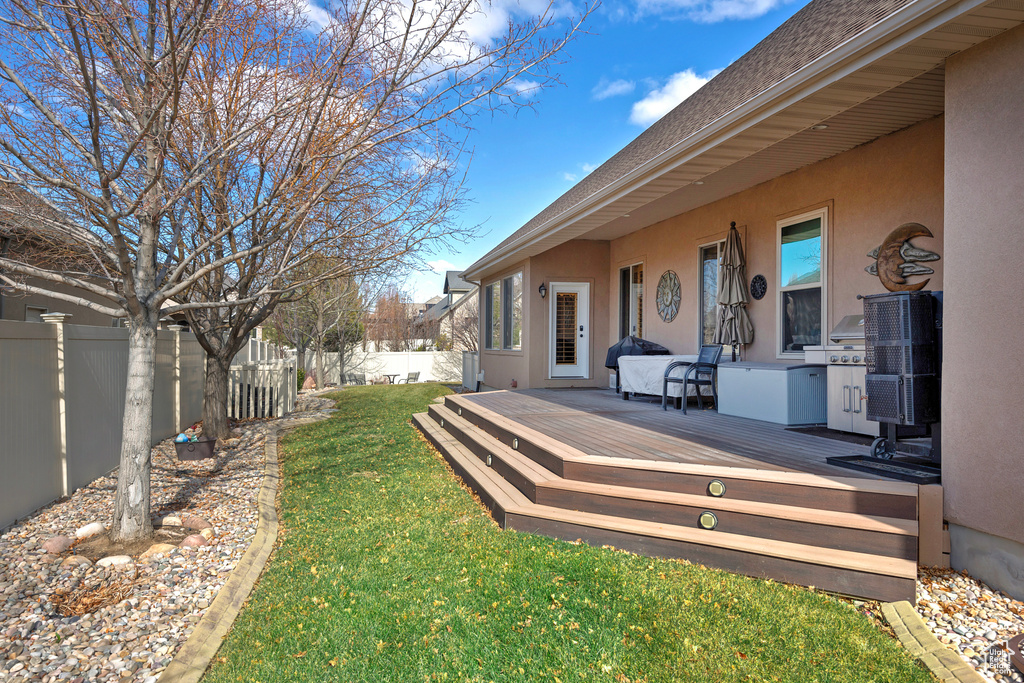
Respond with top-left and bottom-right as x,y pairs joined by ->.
461,0 -> 1024,598
424,271 -> 478,351
0,183 -> 119,326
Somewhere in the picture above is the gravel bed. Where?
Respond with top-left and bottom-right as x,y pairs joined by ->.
916,567 -> 1024,682
0,397 -> 335,683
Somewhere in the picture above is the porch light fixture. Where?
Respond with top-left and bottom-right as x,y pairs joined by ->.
512,438 -> 519,450
811,124 -> 829,130
486,454 -> 493,467
698,511 -> 719,530
707,480 -> 726,497
538,283 -> 547,298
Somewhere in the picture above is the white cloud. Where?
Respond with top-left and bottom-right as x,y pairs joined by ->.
634,0 -> 792,22
629,68 -> 719,126
427,259 -> 458,274
581,162 -> 597,173
297,0 -> 333,30
592,78 -> 635,101
563,172 -> 578,182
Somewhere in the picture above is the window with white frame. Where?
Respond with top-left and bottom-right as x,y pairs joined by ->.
777,208 -> 827,355
484,271 -> 522,350
618,263 -> 643,338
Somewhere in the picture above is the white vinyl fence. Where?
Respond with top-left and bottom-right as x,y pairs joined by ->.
0,317 -> 205,530
301,350 -> 462,385
228,360 -> 296,419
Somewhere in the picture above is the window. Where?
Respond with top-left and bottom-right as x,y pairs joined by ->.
485,271 -> 522,350
777,208 -> 827,355
698,240 -> 736,355
700,242 -> 723,345
25,306 -> 47,322
618,263 -> 643,338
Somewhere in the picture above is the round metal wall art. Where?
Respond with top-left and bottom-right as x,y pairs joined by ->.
656,270 -> 681,322
750,274 -> 767,301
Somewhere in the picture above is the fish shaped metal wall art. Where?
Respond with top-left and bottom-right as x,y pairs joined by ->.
865,223 -> 940,292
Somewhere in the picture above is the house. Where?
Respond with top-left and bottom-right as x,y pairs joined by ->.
429,0 -> 1024,601
424,271 -> 479,351
0,182 -> 120,326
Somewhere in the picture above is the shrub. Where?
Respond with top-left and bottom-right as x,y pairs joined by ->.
296,367 -> 305,392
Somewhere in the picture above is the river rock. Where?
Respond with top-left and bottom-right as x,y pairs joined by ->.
198,528 -> 214,541
179,535 -> 208,548
75,522 -> 105,539
42,536 -> 74,554
140,543 -> 177,560
61,555 -> 92,567
153,515 -> 182,527
182,516 -> 212,531
96,555 -> 133,568
302,375 -> 316,390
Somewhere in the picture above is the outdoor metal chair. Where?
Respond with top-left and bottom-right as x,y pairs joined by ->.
352,373 -> 366,385
396,371 -> 420,384
662,344 -> 723,413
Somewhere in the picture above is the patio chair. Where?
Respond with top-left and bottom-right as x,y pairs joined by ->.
396,371 -> 420,384
662,344 -> 723,413
352,373 -> 366,385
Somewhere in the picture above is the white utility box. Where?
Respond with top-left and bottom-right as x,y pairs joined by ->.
717,362 -> 827,425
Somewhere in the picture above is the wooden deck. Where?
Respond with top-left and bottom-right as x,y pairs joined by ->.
413,389 -> 945,602
462,388 -> 876,478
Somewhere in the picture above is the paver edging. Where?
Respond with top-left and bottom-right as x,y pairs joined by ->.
881,600 -> 987,683
159,417 -> 321,683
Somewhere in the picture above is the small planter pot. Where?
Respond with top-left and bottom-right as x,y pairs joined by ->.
174,438 -> 217,461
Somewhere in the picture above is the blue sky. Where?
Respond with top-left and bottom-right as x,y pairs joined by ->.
402,0 -> 811,301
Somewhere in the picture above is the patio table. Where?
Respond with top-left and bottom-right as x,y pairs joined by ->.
619,355 -> 732,407
384,374 -> 400,384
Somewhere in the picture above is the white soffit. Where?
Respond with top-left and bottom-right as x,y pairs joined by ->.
469,0 -> 1024,278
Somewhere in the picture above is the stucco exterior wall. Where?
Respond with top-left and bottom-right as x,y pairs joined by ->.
527,240 -> 610,388
607,116 -> 944,367
477,259 -> 531,390
477,240 -> 611,390
0,276 -> 117,327
943,23 -> 1024,551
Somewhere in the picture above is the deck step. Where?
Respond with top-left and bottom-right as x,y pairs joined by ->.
537,478 -> 918,560
427,404 -> 557,501
505,505 -> 917,603
413,413 -> 529,525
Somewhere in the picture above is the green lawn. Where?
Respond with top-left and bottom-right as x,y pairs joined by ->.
203,384 -> 931,683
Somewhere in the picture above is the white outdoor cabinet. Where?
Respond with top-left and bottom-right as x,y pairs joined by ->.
717,362 -> 827,425
827,364 -> 877,436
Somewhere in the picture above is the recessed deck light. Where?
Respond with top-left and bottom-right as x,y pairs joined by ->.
692,181 -> 704,185
811,124 -> 829,130
699,511 -> 719,530
707,480 -> 726,497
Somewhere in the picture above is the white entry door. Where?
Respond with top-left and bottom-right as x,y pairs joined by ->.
549,283 -> 590,378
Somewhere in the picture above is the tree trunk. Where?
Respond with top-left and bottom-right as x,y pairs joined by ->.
202,353 -> 232,440
316,344 -> 325,387
110,315 -> 158,543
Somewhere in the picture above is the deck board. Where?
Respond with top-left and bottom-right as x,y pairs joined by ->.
460,389 -> 877,479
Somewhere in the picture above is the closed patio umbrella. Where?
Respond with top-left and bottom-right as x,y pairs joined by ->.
713,222 -> 754,360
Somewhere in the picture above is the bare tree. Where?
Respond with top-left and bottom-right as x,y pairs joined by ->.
0,0 -> 586,541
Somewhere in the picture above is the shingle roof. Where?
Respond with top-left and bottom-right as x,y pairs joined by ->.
443,271 -> 472,293
474,0 -> 916,268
